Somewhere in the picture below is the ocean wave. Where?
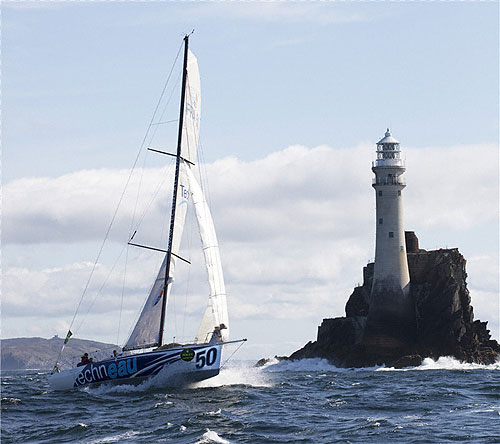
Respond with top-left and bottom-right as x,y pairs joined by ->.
377,356 -> 500,371
1,397 -> 21,405
262,358 -> 383,372
84,382 -> 147,396
262,358 -> 339,372
84,364 -> 184,395
87,430 -> 140,443
259,355 -> 500,373
204,408 -> 222,416
82,362 -> 271,394
191,364 -> 272,388
194,429 -> 231,444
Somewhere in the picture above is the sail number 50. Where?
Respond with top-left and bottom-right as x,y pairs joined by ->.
196,348 -> 217,368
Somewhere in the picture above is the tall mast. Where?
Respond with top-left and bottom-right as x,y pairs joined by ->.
158,34 -> 190,346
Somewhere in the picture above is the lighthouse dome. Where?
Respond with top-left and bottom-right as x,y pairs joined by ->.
377,129 -> 400,145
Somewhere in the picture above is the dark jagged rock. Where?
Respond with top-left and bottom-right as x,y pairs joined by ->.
391,354 -> 424,369
255,355 -> 289,367
290,236 -> 499,368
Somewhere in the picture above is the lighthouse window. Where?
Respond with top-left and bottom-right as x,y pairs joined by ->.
398,190 -> 401,196
379,218 -> 383,225
389,232 -> 394,238
378,190 -> 383,196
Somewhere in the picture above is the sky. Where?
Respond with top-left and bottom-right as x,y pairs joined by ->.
2,1 -> 499,361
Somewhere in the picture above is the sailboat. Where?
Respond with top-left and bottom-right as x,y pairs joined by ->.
49,34 -> 245,391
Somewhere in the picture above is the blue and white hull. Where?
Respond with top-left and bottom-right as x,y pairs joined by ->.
48,344 -> 221,391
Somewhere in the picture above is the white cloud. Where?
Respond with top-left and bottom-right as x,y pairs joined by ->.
2,142 -> 498,356
404,144 -> 499,232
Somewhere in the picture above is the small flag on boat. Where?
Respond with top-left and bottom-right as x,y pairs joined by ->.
64,330 -> 73,344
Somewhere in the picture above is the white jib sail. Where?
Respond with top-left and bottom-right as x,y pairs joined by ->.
182,50 -> 201,165
186,167 -> 229,344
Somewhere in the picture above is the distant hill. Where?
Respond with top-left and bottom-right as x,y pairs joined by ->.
1,336 -> 118,370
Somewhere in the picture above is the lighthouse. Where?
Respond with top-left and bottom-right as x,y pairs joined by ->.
364,129 -> 414,352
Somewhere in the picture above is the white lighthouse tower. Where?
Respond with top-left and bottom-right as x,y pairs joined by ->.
372,129 -> 410,294
365,129 -> 414,352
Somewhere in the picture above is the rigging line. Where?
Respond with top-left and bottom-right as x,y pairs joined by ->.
123,183 -> 172,348
151,119 -> 178,126
147,70 -> 183,148
120,135 -> 152,345
64,42 -> 184,339
65,345 -> 119,363
134,45 -> 182,234
181,198 -> 194,340
220,340 -> 246,369
73,242 -> 128,335
143,42 -> 183,149
122,48 -> 181,257
117,243 -> 129,346
131,161 -> 175,235
123,279 -> 151,347
122,133 -> 152,341
129,121 -> 152,240
157,174 -> 175,344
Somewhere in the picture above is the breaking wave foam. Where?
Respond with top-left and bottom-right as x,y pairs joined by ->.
263,358 -> 340,372
84,362 -> 272,395
79,355 -> 499,396
194,429 -> 231,444
88,430 -> 140,443
261,358 -> 383,372
385,356 -> 500,371
261,356 -> 500,373
191,363 -> 272,388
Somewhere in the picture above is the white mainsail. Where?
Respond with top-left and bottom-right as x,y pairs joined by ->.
124,163 -> 192,350
186,167 -> 229,344
124,50 -> 201,350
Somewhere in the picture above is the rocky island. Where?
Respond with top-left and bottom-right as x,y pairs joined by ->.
289,232 -> 500,368
287,130 -> 499,368
1,336 -> 117,370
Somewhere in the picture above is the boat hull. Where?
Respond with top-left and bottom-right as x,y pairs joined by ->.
48,344 -> 221,391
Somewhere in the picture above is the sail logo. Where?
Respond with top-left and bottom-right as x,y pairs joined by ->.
178,184 -> 192,207
75,357 -> 138,386
153,288 -> 164,307
185,102 -> 199,122
186,93 -> 199,123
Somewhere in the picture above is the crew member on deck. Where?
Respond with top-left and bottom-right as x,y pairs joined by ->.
210,324 -> 227,344
77,353 -> 90,366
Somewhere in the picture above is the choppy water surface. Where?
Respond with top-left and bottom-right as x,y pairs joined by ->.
2,357 -> 499,443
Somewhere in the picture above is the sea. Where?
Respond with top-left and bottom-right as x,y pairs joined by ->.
1,357 -> 499,444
